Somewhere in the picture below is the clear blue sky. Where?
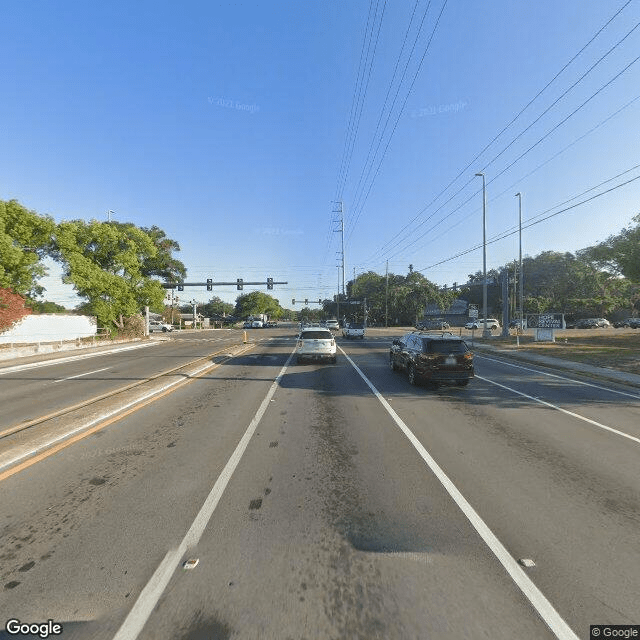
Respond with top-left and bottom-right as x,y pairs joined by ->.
2,0 -> 639,309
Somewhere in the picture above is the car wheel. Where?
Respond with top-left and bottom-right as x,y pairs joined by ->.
389,355 -> 397,371
456,379 -> 469,386
360,335 -> 364,339
162,327 -> 168,332
407,364 -> 417,385
331,356 -> 337,364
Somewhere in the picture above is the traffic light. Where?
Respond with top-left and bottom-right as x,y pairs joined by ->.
292,299 -> 295,305
207,278 -> 213,291
305,299 -> 308,305
267,277 -> 273,290
318,299 -> 321,305
178,283 -> 184,291
237,278 -> 243,290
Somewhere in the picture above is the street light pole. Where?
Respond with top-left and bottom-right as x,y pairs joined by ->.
515,192 -> 523,333
475,172 -> 491,338
107,210 -> 116,222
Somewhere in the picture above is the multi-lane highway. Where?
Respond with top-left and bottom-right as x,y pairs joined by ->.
1,326 -> 638,639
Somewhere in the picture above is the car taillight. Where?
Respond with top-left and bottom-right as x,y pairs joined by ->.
463,352 -> 473,360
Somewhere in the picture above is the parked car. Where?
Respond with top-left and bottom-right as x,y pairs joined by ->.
614,317 -> 640,328
575,318 -> 601,329
342,322 -> 365,339
465,318 -> 500,330
251,320 -> 264,328
416,318 -> 450,330
243,321 -> 253,329
389,332 -> 474,387
149,321 -> 173,332
296,327 -> 337,363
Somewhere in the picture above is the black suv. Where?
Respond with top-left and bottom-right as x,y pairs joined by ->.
389,332 -> 474,387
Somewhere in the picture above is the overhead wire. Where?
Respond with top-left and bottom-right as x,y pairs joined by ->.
347,0 -> 429,222
414,171 -> 640,274
345,0 -> 449,246
370,52 -> 640,265
365,0 -> 637,263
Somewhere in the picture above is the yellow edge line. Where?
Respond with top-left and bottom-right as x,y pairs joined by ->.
0,344 -> 254,483
0,343 -> 248,439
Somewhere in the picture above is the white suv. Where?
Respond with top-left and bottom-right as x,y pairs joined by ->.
465,318 -> 500,330
296,328 -> 337,364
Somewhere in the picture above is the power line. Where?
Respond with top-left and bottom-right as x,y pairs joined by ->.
365,0 -> 637,262
370,55 -> 640,264
415,172 -> 640,273
346,0 -> 449,246
334,0 -> 387,203
347,0 -> 429,221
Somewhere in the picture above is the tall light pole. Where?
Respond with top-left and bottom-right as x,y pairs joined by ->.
475,172 -> 491,338
107,210 -> 116,222
515,192 -> 524,333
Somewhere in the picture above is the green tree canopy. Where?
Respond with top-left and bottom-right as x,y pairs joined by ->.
201,296 -> 235,318
234,291 -> 283,319
53,220 -> 166,330
139,225 -> 187,282
0,200 -> 55,296
578,214 -> 640,282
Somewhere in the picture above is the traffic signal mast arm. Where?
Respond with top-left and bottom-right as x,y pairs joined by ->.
162,280 -> 288,288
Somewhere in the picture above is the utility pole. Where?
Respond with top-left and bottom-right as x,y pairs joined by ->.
515,192 -> 524,333
332,201 -> 346,295
336,267 -> 341,325
385,260 -> 389,328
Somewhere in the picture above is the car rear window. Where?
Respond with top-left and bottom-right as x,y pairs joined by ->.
301,330 -> 333,339
424,339 -> 468,354
349,323 -> 364,329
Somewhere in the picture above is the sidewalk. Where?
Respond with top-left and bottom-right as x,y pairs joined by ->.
471,340 -> 640,389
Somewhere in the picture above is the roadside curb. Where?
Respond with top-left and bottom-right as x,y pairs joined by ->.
471,342 -> 640,389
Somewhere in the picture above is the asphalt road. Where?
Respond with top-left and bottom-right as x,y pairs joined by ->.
1,326 -> 638,639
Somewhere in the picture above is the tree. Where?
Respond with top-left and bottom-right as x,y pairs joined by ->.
53,220 -> 165,331
27,300 -> 68,314
234,291 -> 283,319
0,200 -> 55,296
138,225 -> 187,283
201,296 -> 234,318
579,214 -> 640,282
0,287 -> 32,331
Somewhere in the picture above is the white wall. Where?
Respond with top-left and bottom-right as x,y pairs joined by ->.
0,314 -> 97,344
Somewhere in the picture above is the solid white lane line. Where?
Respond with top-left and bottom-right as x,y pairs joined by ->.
340,347 -> 579,640
476,374 -> 640,445
477,354 -> 640,400
0,342 -> 158,376
52,367 -> 112,383
0,351 -> 250,474
112,349 -> 295,640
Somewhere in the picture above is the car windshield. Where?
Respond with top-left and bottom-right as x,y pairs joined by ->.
300,331 -> 332,340
424,339 -> 468,354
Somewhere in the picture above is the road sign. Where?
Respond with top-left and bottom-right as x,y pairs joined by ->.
527,313 -> 564,329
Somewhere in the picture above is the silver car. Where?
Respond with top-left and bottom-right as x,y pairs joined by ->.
296,328 -> 337,364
